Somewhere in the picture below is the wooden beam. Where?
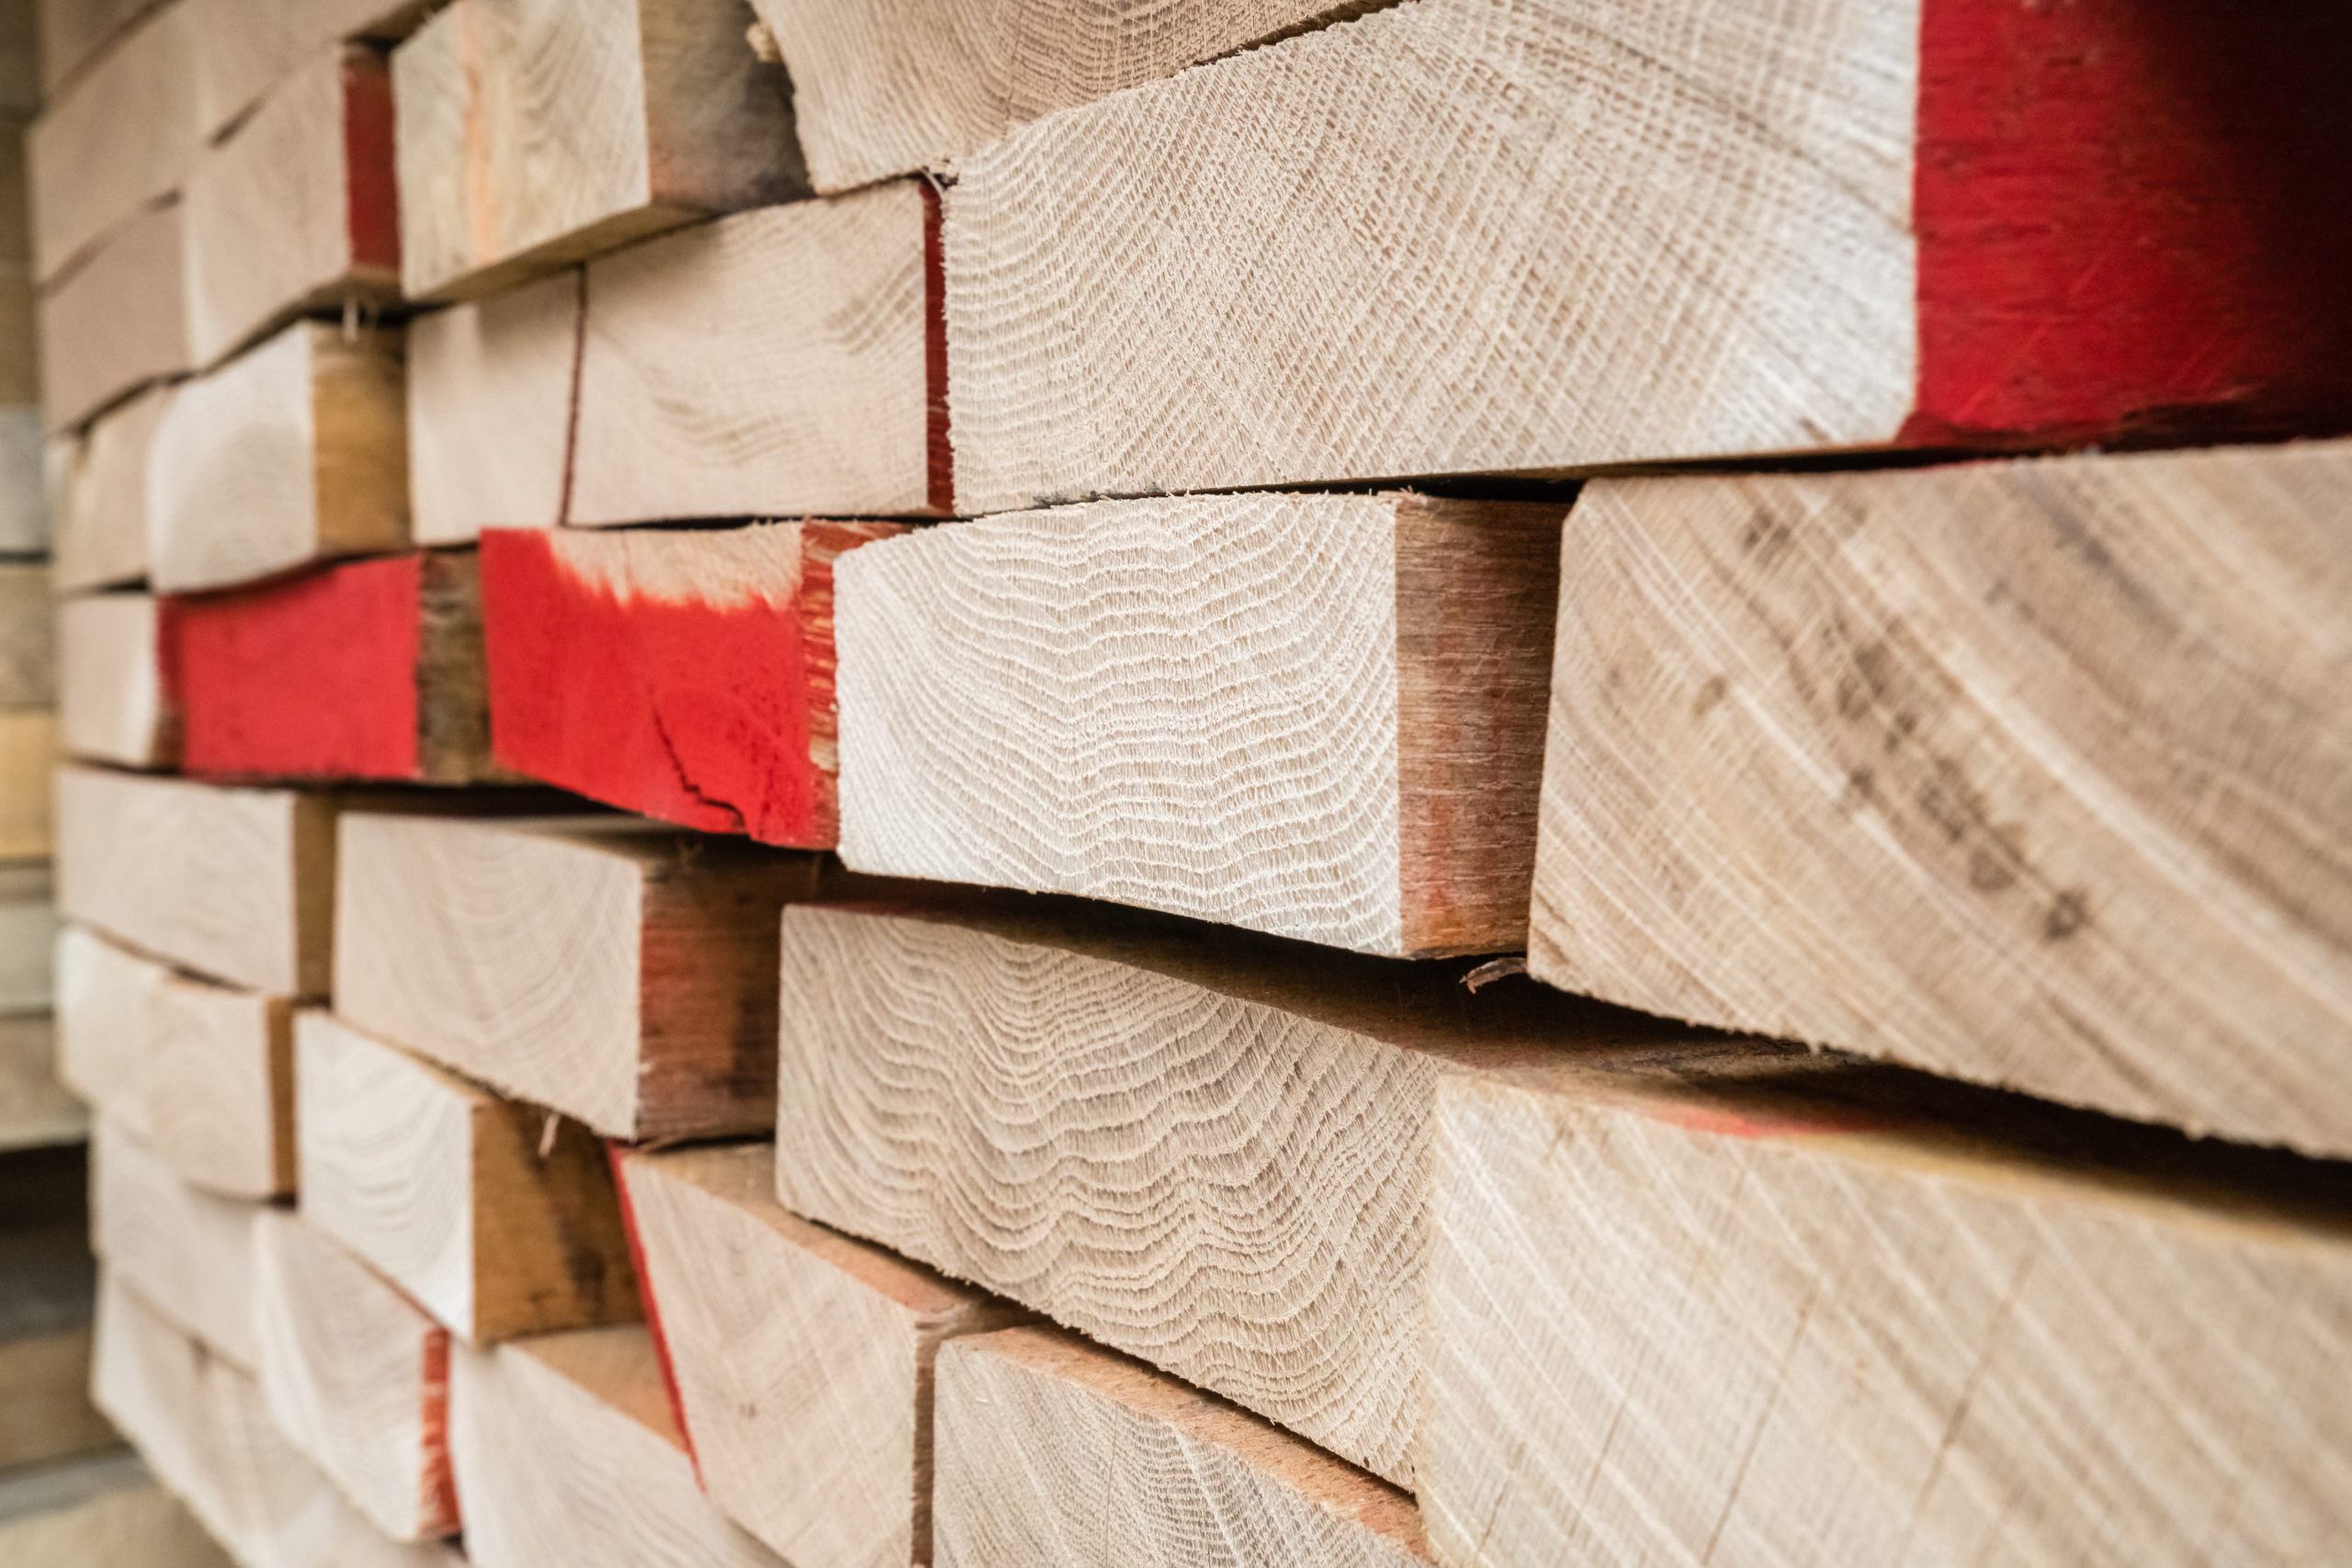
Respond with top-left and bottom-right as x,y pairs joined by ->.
1530,441 -> 2352,1157
169,551 -> 498,784
0,710 -> 51,859
146,969 -> 293,1200
182,43 -> 401,367
750,0 -> 1369,193
91,1118 -> 262,1369
449,1324 -> 782,1568
935,1326 -> 1430,1568
335,813 -> 836,1140
148,318 -> 407,595
35,0 -> 164,100
295,1010 -> 639,1344
184,0 -> 439,144
55,765 -> 334,995
0,1452 -> 233,1568
481,521 -> 905,846
59,592 -> 175,769
569,182 -> 943,525
407,271 -> 578,546
91,1271 -> 215,1524
616,1142 -> 1019,1568
26,3 -> 200,281
943,0 -> 2352,513
835,491 -> 1562,957
54,923 -> 165,1132
773,897 -> 1765,1485
51,380 -> 170,592
253,1208 -> 458,1542
34,197 -> 189,433
1421,1052 -> 2352,1565
391,0 -> 806,302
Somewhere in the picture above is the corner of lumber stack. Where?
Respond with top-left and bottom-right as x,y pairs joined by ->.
1528,438 -> 2352,1157
834,490 -> 1565,957
943,0 -> 2352,511
59,591 -> 177,769
35,196 -> 190,433
51,381 -> 172,592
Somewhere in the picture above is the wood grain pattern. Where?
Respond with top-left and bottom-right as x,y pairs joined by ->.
407,271 -> 578,545
392,0 -> 806,302
184,0 -> 435,144
944,0 -> 2352,513
482,521 -> 905,845
148,318 -> 408,594
182,43 -> 401,367
297,1010 -> 639,1345
1531,441 -> 2352,1157
54,922 -> 165,1132
750,0 -> 1367,192
146,969 -> 293,1200
934,1326 -> 1429,1568
0,709 -> 51,858
774,897 -> 1751,1485
568,183 -> 938,525
35,196 -> 188,432
618,1142 -> 1018,1568
254,1208 -> 458,1542
54,764 -> 334,995
26,2 -> 200,281
1422,1055 -> 2352,1567
335,813 -> 831,1139
836,492 -> 1561,957
450,1325 -> 784,1568
52,380 -> 169,592
59,592 -> 175,769
91,1118 -> 262,1369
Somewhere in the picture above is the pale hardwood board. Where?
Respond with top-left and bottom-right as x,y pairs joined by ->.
0,1015 -> 84,1150
35,196 -> 189,433
391,0 -> 805,302
183,42 -> 401,367
943,0 -> 1915,513
0,1458 -> 233,1568
148,972 -> 292,1200
296,1010 -> 639,1345
55,922 -> 165,1131
569,183 -> 933,525
1422,1060 -> 2352,1567
752,0 -> 1367,192
0,859 -> 57,1011
450,1324 -> 783,1568
835,491 -> 1561,957
407,271 -> 577,545
619,1142 -> 1018,1568
184,0 -> 435,142
52,380 -> 168,592
27,2 -> 202,281
1532,441 -> 2352,1156
934,1326 -> 1429,1568
35,0 -> 164,99
335,813 -> 827,1140
91,1118 -> 263,1369
92,1270 -> 217,1529
254,1208 -> 457,1542
0,561 -> 49,706
54,764 -> 334,996
0,707 -> 51,856
59,592 -> 174,768
148,318 -> 409,594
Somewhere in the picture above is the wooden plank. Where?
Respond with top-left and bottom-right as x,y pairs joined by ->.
750,0 -> 1368,193
91,1118 -> 262,1368
253,1208 -> 458,1543
0,561 -> 51,706
0,1452 -> 232,1568
944,0 -> 2352,513
407,271 -> 577,546
26,2 -> 200,282
148,317 -> 407,594
0,1016 -> 84,1151
170,551 -> 498,784
934,1326 -> 1430,1568
449,1324 -> 782,1568
772,897 -> 1772,1485
54,923 -> 165,1131
569,183 -> 942,525
391,0 -> 806,303
1530,441 -> 2352,1157
0,860 -> 56,1011
51,380 -> 169,592
59,592 -> 175,769
91,1271 -> 216,1526
335,814 -> 836,1140
55,764 -> 334,995
147,970 -> 293,1200
182,42 -> 401,367
481,521 -> 905,846
296,1010 -> 639,1344
835,492 -> 1562,957
34,197 -> 189,432
1420,1052 -> 2352,1566
0,708 -> 51,857
616,1142 -> 1018,1568
35,0 -> 166,99
184,0 -> 438,144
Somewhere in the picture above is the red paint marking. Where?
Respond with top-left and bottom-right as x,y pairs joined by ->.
606,1141 -> 703,1485
170,556 -> 425,780
342,51 -> 401,273
922,180 -> 954,514
1909,0 -> 2352,447
419,1326 -> 461,1536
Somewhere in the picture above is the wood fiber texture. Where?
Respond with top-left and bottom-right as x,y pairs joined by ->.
406,271 -> 579,544
145,971 -> 293,1199
28,3 -> 201,281
59,592 -> 174,769
36,197 -> 188,433
1530,441 -> 2352,1156
91,1119 -> 262,1368
52,382 -> 170,591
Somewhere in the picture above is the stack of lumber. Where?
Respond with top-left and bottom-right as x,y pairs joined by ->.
25,1 -> 2352,1565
